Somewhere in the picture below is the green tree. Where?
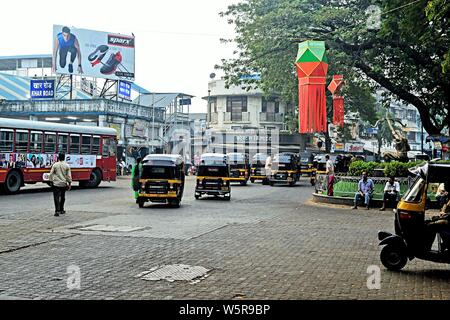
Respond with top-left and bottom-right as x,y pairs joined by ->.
219,0 -> 450,135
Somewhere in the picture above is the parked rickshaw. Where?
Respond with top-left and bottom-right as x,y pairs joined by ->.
299,151 -> 315,179
227,152 -> 250,185
310,154 -> 327,186
250,153 -> 269,184
269,153 -> 300,187
378,162 -> 450,270
195,153 -> 231,200
137,154 -> 185,208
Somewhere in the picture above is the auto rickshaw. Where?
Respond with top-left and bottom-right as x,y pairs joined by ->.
269,153 -> 300,187
137,154 -> 185,208
309,154 -> 327,186
299,151 -> 315,179
378,162 -> 450,271
250,153 -> 269,184
227,152 -> 250,185
195,153 -> 231,200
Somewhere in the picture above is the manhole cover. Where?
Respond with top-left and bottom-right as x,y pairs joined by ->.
136,264 -> 210,283
73,225 -> 146,232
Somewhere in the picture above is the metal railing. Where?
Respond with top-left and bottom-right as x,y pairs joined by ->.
0,99 -> 165,123
260,112 -> 284,122
223,112 -> 250,123
315,174 -> 413,199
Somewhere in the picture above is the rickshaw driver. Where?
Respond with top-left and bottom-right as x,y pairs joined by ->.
425,198 -> 450,252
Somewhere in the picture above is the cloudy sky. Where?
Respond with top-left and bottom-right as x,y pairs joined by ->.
1,0 -> 240,112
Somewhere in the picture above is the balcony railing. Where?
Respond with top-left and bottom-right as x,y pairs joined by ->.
260,112 -> 284,123
0,99 -> 165,123
223,112 -> 250,123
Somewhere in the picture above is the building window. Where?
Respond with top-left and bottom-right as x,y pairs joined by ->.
262,97 -> 279,113
226,96 -> 247,121
407,132 -> 416,141
208,97 -> 217,114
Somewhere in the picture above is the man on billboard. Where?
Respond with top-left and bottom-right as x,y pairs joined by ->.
52,26 -> 83,74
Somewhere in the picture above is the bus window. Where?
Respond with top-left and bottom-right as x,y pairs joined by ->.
81,135 -> 92,155
70,135 -> 80,154
92,136 -> 101,155
109,139 -> 117,157
44,133 -> 57,154
102,138 -> 117,157
102,138 -> 110,157
15,130 -> 29,152
30,131 -> 43,153
57,134 -> 68,154
0,129 -> 14,152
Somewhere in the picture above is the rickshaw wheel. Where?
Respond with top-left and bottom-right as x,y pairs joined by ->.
138,200 -> 145,208
380,245 -> 407,271
195,194 -> 200,200
250,179 -> 255,183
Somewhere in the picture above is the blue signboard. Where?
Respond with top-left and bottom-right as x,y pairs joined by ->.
118,81 -> 132,100
179,98 -> 192,106
30,80 -> 55,99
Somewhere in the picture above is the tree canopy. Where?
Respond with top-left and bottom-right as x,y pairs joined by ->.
218,0 -> 450,135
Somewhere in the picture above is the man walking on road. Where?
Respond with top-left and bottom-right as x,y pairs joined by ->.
49,153 -> 72,216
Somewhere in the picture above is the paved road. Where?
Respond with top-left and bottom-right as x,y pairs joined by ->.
0,176 -> 449,300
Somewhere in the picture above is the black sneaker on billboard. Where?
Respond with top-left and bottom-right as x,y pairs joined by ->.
100,52 -> 122,75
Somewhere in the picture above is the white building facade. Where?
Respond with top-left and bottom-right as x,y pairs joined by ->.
204,79 -> 287,131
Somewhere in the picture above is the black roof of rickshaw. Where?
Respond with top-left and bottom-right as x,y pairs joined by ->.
409,162 -> 450,183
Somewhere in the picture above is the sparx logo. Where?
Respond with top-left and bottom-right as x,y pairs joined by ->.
108,35 -> 135,48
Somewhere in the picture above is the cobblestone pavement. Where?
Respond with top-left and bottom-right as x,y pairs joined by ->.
1,176 -> 450,300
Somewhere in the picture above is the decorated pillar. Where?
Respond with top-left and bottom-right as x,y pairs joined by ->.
327,75 -> 345,128
295,41 -> 328,133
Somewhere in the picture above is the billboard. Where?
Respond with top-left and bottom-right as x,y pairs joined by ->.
52,25 -> 135,81
30,80 -> 55,99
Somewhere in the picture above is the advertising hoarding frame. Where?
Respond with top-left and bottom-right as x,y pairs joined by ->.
52,25 -> 135,82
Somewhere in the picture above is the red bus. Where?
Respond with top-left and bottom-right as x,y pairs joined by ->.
0,117 -> 117,194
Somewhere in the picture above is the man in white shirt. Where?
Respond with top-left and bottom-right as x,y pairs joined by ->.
325,155 -> 335,196
380,176 -> 401,211
265,155 -> 272,178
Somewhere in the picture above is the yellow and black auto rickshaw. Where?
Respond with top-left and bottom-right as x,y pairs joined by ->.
378,162 -> 450,271
250,153 -> 269,185
299,151 -> 315,179
269,153 -> 300,187
309,154 -> 328,186
227,152 -> 250,186
195,153 -> 231,200
137,154 -> 185,208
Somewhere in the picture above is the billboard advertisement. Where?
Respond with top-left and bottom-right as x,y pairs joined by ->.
30,80 -> 55,99
52,25 -> 135,81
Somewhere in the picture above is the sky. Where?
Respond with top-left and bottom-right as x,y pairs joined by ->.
0,0 -> 240,113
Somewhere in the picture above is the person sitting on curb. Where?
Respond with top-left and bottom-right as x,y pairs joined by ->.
380,176 -> 400,211
352,171 -> 374,210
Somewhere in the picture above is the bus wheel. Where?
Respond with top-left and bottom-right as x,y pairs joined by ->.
4,170 -> 22,194
81,169 -> 102,188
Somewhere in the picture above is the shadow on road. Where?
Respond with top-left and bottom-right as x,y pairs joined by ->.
0,185 -> 113,196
